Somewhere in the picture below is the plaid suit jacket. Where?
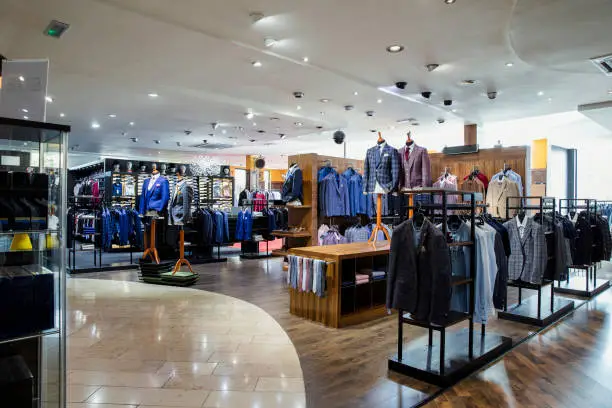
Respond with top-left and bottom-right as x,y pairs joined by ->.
503,217 -> 547,284
363,143 -> 400,193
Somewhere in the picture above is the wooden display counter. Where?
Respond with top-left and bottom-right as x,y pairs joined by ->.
289,241 -> 390,328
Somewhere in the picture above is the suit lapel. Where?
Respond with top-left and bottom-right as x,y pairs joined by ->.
374,146 -> 381,168
520,217 -> 532,245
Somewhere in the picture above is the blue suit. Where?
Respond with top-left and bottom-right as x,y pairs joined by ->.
139,176 -> 170,215
363,143 -> 400,193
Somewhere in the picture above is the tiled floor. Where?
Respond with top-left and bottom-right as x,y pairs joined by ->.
67,279 -> 306,408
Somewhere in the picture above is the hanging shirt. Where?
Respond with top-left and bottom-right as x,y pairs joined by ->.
516,215 -> 528,239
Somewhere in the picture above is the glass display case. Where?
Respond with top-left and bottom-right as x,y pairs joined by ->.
0,117 -> 68,407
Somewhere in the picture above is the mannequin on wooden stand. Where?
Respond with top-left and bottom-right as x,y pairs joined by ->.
368,131 -> 392,244
142,164 -> 162,264
172,167 -> 194,274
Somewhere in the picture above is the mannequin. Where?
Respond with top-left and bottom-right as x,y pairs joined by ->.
139,163 -> 170,216
169,166 -> 193,225
398,131 -> 431,190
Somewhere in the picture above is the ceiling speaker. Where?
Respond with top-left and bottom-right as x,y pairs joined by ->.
333,130 -> 345,144
255,157 -> 266,169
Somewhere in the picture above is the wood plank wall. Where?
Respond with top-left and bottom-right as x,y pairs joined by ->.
429,146 -> 528,188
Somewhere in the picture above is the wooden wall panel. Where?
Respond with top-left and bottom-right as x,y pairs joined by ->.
429,146 -> 528,188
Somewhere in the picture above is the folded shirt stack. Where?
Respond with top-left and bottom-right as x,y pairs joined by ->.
372,271 -> 386,280
356,273 -> 370,285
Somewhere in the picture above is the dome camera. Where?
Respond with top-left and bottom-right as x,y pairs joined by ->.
293,91 -> 304,99
344,105 -> 354,111
487,91 -> 497,100
366,110 -> 375,117
437,118 -> 445,124
395,81 -> 407,90
421,91 -> 432,99
443,99 -> 453,106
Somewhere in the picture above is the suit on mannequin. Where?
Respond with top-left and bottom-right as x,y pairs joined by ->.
363,141 -> 400,193
139,174 -> 170,215
398,139 -> 431,189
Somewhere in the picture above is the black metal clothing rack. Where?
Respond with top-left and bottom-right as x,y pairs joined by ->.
388,189 -> 512,386
497,196 -> 575,326
238,198 -> 273,260
555,198 -> 610,297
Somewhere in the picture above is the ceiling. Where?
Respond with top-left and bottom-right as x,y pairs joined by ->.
1,0 -> 611,165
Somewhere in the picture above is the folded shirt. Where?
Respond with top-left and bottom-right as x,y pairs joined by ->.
355,274 -> 369,280
356,279 -> 370,285
371,271 -> 386,277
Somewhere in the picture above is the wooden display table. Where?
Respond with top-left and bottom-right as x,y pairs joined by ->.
289,242 -> 390,328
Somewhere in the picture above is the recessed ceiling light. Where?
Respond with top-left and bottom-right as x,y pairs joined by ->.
129,121 -> 134,126
296,105 -> 302,110
21,108 -> 28,113
548,97 -> 553,102
452,109 -> 458,113
252,122 -> 257,126
18,76 -> 25,82
108,114 -> 117,118
279,134 -> 287,139
270,117 -> 280,121
91,122 -> 100,129
60,113 -> 65,117
23,116 -> 29,120
460,79 -> 478,86
222,129 -> 227,134
176,142 -> 182,147
320,111 -> 325,116
444,0 -> 456,4
377,99 -> 383,104
45,96 -> 53,103
148,93 -> 159,98
295,121 -> 303,127
386,44 -> 404,53
252,61 -> 262,68
608,90 -> 612,95
354,91 -> 359,96
303,57 -> 309,62
264,38 -> 277,48
320,98 -> 330,103
505,62 -> 514,67
537,91 -> 544,96
245,112 -> 255,119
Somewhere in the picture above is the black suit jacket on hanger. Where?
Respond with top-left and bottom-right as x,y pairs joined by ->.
387,218 -> 452,324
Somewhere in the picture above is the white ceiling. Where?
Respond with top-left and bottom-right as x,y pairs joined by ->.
1,0 -> 611,165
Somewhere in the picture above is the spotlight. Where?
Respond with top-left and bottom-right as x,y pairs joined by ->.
264,38 -> 277,48
426,64 -> 440,72
444,0 -> 456,4
386,44 -> 404,53
245,112 -> 255,119
211,122 -> 219,130
443,100 -> 452,106
279,134 -> 286,139
366,110 -> 375,117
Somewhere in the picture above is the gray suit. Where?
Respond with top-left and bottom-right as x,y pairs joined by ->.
387,218 -> 452,324
169,180 -> 193,225
503,217 -> 547,284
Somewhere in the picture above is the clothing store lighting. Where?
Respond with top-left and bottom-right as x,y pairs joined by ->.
148,92 -> 159,98
296,105 -> 302,110
245,112 -> 255,119
23,116 -> 29,120
505,62 -> 514,67
129,121 -> 134,126
264,38 -> 277,48
377,99 -> 383,104
252,122 -> 257,126
45,96 -> 53,102
18,75 -> 25,82
303,57 -> 309,62
60,113 -> 65,117
537,91 -> 544,96
222,129 -> 227,134
445,0 -> 456,4
91,122 -> 100,129
295,121 -> 303,127
279,133 -> 286,139
608,90 -> 612,95
386,44 -> 404,53
108,114 -> 117,118
252,61 -> 263,68
21,108 -> 28,113
354,91 -> 359,96
320,98 -> 330,103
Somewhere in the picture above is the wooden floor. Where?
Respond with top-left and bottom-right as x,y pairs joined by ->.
78,259 -> 612,408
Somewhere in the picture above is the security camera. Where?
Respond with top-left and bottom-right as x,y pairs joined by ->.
443,99 -> 453,106
249,139 -> 256,142
344,105 -> 354,111
211,122 -> 219,130
293,91 -> 304,99
437,118 -> 445,124
184,130 -> 192,135
421,91 -> 432,99
395,81 -> 407,90
121,131 -> 127,136
176,142 -> 182,147
316,125 -> 323,130
487,91 -> 497,100
202,139 -> 208,144
366,110 -> 375,117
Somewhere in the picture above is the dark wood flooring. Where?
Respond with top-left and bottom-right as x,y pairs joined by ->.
77,259 -> 612,408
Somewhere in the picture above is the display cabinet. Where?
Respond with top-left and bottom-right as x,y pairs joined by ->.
0,117 -> 68,407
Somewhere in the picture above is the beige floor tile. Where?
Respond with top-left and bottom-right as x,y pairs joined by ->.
68,357 -> 164,373
165,374 -> 258,391
68,385 -> 100,403
213,362 -> 303,378
251,334 -> 293,345
255,377 -> 305,393
68,404 -> 137,408
203,390 -> 306,408
208,351 -> 300,365
119,348 -> 214,362
86,386 -> 208,407
157,361 -> 218,376
69,370 -> 171,388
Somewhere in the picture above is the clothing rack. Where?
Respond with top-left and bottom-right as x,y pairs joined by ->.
389,189 -> 512,386
239,199 -> 272,260
555,198 -> 610,297
497,196 -> 575,326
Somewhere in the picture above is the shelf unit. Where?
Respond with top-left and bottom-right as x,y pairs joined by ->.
0,117 -> 69,407
497,196 -> 575,327
388,189 -> 512,386
289,241 -> 390,328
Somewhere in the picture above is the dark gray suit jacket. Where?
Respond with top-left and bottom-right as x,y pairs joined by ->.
169,180 -> 193,225
387,218 -> 452,323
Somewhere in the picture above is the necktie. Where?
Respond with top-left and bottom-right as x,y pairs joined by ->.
405,146 -> 410,163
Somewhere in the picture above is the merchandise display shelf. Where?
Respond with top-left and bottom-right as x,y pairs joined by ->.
271,230 -> 311,238
289,242 -> 390,328
498,297 -> 575,326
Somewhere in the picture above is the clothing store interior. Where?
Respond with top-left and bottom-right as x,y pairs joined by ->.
1,1 -> 612,407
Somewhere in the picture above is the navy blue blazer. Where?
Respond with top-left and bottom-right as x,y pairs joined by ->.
363,143 -> 400,193
139,176 -> 170,215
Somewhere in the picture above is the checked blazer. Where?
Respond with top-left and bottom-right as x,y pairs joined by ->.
503,217 -> 548,284
363,143 -> 400,193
